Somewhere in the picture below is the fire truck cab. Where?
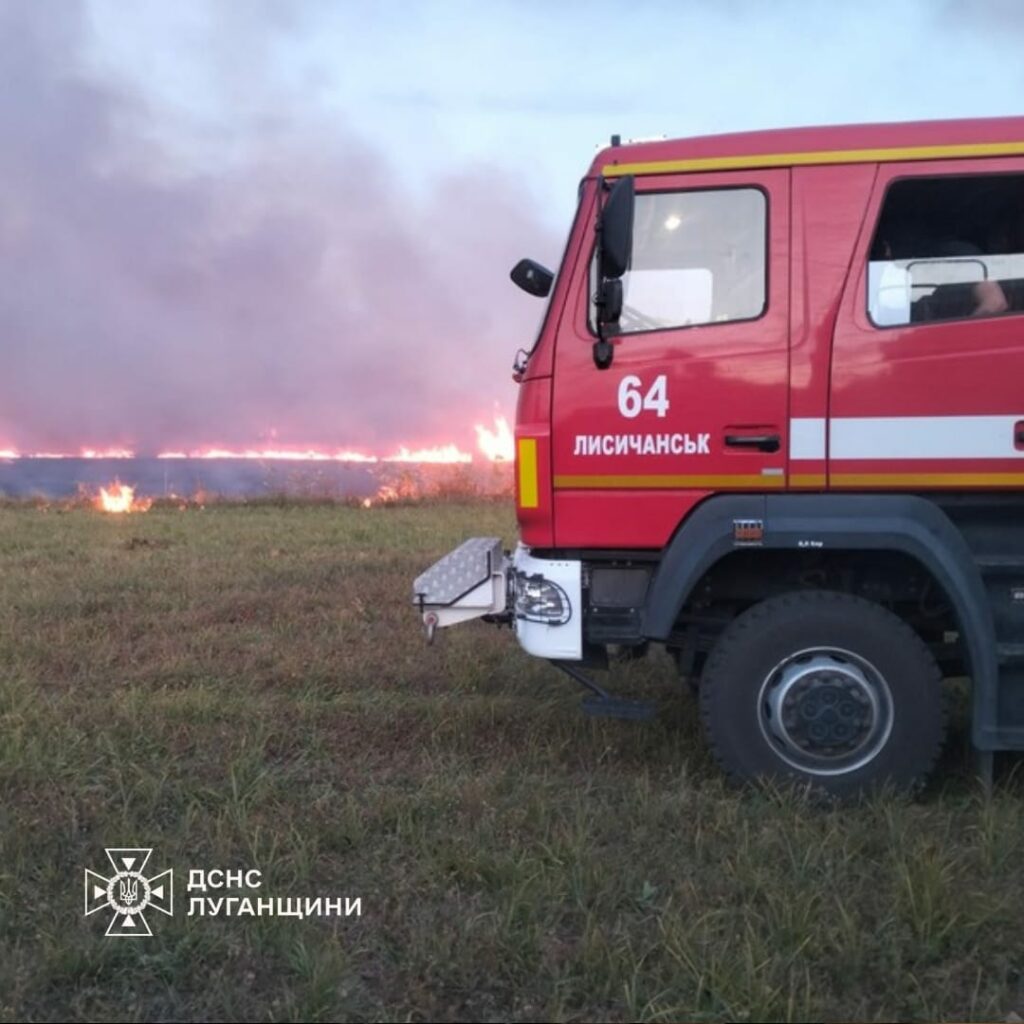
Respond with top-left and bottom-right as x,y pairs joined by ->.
414,117 -> 1024,796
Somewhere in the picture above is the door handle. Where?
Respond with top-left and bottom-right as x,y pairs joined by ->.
725,433 -> 781,454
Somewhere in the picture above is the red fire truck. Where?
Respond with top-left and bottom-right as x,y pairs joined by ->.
414,117 -> 1024,796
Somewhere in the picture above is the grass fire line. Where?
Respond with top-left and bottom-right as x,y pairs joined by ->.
75,460 -> 514,513
0,414 -> 515,465
1,499 -> 1023,1020
2,414 -> 516,510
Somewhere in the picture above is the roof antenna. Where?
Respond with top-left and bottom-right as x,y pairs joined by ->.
610,134 -> 621,147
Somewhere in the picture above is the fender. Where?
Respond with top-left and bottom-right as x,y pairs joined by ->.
642,493 -> 1001,750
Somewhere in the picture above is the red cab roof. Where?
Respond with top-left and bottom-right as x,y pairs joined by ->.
591,116 -> 1024,178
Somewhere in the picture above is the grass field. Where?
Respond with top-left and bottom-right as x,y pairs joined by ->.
2,500 -> 1024,1022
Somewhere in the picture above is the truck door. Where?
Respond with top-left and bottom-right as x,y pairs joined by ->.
551,169 -> 790,549
832,158 -> 1024,490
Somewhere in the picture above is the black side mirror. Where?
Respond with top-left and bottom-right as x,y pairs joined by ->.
510,258 -> 554,298
592,175 -> 634,369
598,175 -> 634,280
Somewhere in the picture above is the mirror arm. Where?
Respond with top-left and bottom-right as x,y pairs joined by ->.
592,275 -> 622,369
592,287 -> 617,370
593,191 -> 613,369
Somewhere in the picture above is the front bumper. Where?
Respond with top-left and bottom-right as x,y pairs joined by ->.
412,539 -> 582,660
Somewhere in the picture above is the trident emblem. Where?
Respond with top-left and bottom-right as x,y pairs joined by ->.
84,848 -> 173,937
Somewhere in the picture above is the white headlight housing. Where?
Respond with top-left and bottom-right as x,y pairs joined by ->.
515,573 -> 571,625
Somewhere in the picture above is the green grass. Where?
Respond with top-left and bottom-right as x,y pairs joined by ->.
1,501 -> 1023,1022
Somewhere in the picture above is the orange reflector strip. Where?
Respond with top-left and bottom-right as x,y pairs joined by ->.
518,438 -> 538,508
832,472 -> 1024,488
602,140 -> 1024,177
553,473 -> 785,489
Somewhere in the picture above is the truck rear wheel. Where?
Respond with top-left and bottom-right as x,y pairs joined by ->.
699,591 -> 944,797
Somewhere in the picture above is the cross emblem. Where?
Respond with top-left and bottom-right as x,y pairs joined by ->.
84,848 -> 173,936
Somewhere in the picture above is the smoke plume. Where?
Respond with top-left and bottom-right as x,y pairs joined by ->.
0,3 -> 559,455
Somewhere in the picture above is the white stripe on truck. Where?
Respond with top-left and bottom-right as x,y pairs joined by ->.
790,415 -> 1024,461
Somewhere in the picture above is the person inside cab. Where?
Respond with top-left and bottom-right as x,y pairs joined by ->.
920,238 -> 1009,320
869,176 -> 1024,326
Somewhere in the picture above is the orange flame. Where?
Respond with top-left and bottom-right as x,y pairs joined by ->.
156,447 -> 378,462
96,481 -> 152,513
363,483 -> 400,507
5,413 -> 516,467
383,444 -> 472,464
81,447 -> 135,459
474,415 -> 514,462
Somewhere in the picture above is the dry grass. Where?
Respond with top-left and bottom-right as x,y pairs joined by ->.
1,501 -> 1023,1022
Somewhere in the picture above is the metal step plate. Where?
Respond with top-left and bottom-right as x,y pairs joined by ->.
413,537 -> 504,608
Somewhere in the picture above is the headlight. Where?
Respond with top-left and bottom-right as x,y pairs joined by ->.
514,573 -> 571,625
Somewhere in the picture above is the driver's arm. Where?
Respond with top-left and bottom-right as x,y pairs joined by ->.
972,279 -> 1009,316
937,239 -> 1010,317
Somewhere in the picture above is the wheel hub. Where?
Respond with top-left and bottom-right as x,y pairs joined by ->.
759,648 -> 894,776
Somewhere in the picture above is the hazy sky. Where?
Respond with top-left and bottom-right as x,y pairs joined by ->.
2,0 -> 1022,453
82,0 -> 1024,223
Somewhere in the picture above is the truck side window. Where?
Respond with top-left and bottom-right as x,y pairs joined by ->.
590,188 -> 767,334
867,173 -> 1024,327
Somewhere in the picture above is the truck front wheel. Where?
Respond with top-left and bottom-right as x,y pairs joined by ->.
699,591 -> 945,797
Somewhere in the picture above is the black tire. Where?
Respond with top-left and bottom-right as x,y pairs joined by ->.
699,591 -> 945,798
